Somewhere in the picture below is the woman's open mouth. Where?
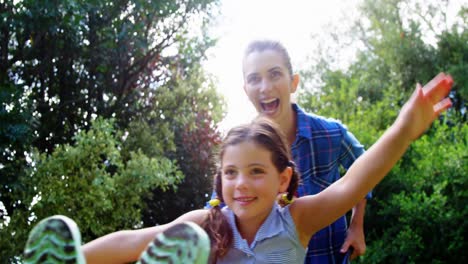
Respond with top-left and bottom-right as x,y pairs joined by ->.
260,98 -> 279,114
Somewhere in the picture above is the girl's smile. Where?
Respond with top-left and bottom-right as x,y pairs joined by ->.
233,196 -> 257,206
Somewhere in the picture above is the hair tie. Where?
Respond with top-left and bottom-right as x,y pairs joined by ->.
209,198 -> 221,207
281,193 -> 294,205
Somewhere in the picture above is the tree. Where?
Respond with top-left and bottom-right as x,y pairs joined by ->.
0,0 -> 220,219
121,66 -> 225,225
0,118 -> 183,262
437,27 -> 468,122
0,0 -> 225,261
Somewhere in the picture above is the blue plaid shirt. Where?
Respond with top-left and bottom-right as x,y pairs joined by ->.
291,104 -> 371,264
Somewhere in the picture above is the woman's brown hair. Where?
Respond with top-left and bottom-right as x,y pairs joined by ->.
200,117 -> 300,262
243,39 -> 294,79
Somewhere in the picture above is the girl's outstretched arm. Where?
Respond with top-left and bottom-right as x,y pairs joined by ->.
82,209 -> 208,264
291,73 -> 453,246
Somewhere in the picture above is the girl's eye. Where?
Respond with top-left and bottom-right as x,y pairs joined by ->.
224,169 -> 236,178
251,168 -> 265,175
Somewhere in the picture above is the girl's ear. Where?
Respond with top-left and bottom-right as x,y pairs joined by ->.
290,74 -> 300,93
279,167 -> 293,193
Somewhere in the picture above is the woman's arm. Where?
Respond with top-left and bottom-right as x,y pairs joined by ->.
291,74 -> 453,246
82,209 -> 209,264
342,198 -> 367,259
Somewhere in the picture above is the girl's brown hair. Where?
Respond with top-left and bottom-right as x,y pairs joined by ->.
200,117 -> 300,262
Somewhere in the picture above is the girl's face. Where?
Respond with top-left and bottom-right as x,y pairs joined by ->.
243,50 -> 299,124
221,141 -> 291,223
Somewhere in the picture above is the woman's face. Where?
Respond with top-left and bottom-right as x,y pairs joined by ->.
243,50 -> 299,124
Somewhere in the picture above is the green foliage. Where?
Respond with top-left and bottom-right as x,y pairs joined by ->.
1,0 -> 218,152
299,0 -> 467,261
437,28 -> 468,122
0,118 -> 182,262
360,122 -> 468,263
122,67 -> 225,225
0,82 -> 35,262
0,82 -> 36,220
0,0 -> 220,218
1,1 -> 224,262
0,83 -> 33,151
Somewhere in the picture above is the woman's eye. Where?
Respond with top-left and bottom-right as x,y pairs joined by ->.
248,75 -> 260,84
271,71 -> 281,79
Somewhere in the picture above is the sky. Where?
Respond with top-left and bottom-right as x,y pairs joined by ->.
203,0 -> 361,132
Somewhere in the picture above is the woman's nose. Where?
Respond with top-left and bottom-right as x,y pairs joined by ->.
260,78 -> 273,93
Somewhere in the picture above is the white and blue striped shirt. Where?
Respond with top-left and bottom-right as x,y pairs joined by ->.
217,204 -> 306,264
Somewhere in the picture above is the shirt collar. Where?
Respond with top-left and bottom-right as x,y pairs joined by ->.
223,204 -> 285,251
292,103 -> 313,140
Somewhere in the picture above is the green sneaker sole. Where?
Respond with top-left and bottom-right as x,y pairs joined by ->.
137,221 -> 210,264
23,215 -> 85,264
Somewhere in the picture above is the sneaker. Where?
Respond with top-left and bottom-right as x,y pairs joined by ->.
23,215 -> 85,264
137,221 -> 210,264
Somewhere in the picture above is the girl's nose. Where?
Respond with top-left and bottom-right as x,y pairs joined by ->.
235,174 -> 248,190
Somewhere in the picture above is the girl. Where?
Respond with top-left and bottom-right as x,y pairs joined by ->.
25,73 -> 453,263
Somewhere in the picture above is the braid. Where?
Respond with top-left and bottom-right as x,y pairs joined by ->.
200,171 -> 233,262
286,161 -> 299,201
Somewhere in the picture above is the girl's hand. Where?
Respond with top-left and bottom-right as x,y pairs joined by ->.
396,73 -> 453,141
